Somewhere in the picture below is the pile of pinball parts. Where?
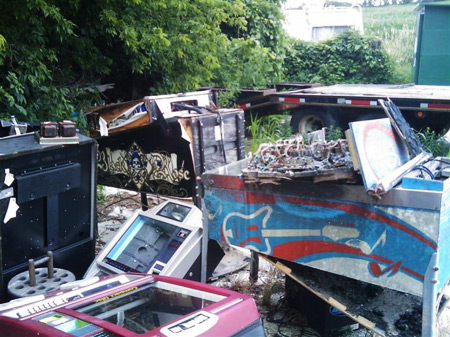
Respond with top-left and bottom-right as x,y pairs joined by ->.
243,130 -> 356,184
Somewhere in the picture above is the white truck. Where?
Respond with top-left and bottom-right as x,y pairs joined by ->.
282,0 -> 364,41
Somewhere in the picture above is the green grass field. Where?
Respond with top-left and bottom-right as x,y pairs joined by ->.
363,3 -> 418,84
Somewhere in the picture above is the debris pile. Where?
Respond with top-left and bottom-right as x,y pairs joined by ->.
243,133 -> 355,183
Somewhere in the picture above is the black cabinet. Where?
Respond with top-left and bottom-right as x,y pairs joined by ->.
95,110 -> 245,199
0,133 -> 97,301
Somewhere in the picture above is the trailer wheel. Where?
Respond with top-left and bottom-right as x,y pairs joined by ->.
290,108 -> 340,134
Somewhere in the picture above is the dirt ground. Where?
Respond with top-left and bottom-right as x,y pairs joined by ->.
96,187 -> 450,337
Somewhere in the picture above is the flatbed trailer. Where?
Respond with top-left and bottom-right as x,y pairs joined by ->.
238,84 -> 450,133
201,159 -> 450,336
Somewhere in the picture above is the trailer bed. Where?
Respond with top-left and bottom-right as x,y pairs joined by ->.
292,84 -> 450,100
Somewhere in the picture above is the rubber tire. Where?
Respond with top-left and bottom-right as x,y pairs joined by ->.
290,108 -> 340,134
356,112 -> 386,121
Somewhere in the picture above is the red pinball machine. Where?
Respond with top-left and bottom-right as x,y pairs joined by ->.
0,273 -> 265,337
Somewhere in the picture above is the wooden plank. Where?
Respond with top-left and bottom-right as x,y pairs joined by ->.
243,167 -> 356,183
86,99 -> 144,118
86,99 -> 151,136
313,168 -> 356,183
260,254 -> 385,336
345,129 -> 361,171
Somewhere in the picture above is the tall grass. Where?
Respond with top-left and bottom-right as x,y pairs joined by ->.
415,127 -> 450,157
363,4 -> 417,83
247,114 -> 292,154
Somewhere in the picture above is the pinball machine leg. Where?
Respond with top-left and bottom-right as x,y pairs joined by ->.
422,252 -> 438,337
250,251 -> 259,283
201,198 -> 209,283
141,192 -> 148,211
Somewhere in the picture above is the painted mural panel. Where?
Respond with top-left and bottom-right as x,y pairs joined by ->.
349,118 -> 409,191
205,188 -> 438,296
97,123 -> 195,198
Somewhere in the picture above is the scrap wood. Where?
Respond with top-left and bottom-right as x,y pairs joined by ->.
258,253 -> 385,336
312,167 -> 358,183
243,167 -> 355,184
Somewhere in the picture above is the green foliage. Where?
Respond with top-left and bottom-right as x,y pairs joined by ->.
0,35 -> 6,51
97,185 -> 108,203
326,126 -> 343,141
218,89 -> 240,108
416,128 -> 450,157
214,39 -> 278,90
248,114 -> 292,153
212,0 -> 286,95
284,31 -> 394,85
240,0 -> 287,81
0,0 -> 113,122
363,4 -> 416,83
219,0 -> 286,85
0,0 -> 286,124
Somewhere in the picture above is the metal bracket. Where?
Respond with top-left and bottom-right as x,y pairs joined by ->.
198,120 -> 206,173
235,114 -> 244,161
0,187 -> 13,200
196,177 -> 205,199
200,198 -> 209,284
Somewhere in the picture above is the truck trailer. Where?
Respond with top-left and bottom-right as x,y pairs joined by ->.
237,83 -> 450,133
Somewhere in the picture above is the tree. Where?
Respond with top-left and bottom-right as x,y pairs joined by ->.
0,0 -> 286,122
211,0 -> 287,105
284,31 -> 394,85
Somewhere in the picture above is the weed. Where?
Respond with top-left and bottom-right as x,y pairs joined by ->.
227,274 -> 253,295
218,89 -> 239,108
261,283 -> 275,306
415,127 -> 450,157
326,125 -> 343,141
261,266 -> 285,307
248,114 -> 293,153
97,185 -> 108,203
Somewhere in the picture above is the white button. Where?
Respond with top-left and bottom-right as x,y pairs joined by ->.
169,326 -> 183,333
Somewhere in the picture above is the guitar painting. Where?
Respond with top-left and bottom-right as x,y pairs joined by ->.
205,189 -> 437,296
